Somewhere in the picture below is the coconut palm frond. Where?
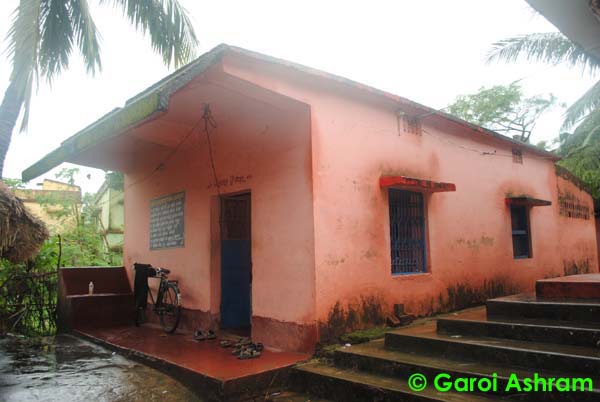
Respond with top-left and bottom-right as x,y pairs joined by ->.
39,0 -> 74,83
100,0 -> 198,67
487,32 -> 600,74
69,0 -> 101,75
6,0 -> 44,131
562,79 -> 600,129
558,108 -> 600,159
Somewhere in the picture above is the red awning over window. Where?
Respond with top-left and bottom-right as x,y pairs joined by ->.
505,196 -> 551,207
379,176 -> 456,192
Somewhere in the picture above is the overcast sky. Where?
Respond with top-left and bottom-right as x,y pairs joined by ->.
0,0 -> 597,194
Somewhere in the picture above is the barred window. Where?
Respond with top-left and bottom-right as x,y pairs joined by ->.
389,189 -> 427,274
511,205 -> 531,259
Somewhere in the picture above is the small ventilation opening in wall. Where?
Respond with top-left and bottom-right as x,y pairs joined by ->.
512,148 -> 523,164
397,112 -> 422,135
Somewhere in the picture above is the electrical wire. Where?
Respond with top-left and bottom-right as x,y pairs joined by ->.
125,109 -> 209,190
202,104 -> 221,196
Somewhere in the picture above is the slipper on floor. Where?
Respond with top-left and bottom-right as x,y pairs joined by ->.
231,345 -> 245,356
206,330 -> 217,340
238,348 -> 261,359
235,337 -> 252,347
250,342 -> 264,352
220,339 -> 234,348
193,330 -> 207,341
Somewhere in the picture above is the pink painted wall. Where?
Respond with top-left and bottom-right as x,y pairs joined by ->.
122,78 -> 316,350
221,53 -> 599,333
596,215 -> 600,266
112,50 -> 598,351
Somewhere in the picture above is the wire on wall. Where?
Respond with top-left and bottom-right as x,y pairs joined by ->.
126,106 -> 215,190
202,104 -> 221,196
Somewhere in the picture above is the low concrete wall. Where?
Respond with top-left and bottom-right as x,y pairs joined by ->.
58,266 -> 134,331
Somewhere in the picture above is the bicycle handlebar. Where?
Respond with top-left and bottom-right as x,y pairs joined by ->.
155,267 -> 171,275
134,263 -> 171,277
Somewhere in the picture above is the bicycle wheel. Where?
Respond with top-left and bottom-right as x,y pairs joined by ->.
134,307 -> 146,327
159,282 -> 181,333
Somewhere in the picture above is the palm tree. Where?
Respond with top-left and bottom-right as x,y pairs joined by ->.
487,32 -> 600,129
0,0 -> 198,178
488,32 -> 600,197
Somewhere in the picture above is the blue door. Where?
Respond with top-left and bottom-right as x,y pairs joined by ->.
220,194 -> 252,329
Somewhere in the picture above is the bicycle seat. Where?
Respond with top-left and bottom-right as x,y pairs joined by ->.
157,267 -> 171,275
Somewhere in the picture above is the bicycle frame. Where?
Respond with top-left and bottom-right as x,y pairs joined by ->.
147,275 -> 169,312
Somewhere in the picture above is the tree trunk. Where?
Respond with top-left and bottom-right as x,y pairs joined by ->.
0,81 -> 23,179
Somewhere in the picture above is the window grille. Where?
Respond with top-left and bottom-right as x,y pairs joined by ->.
512,148 -> 523,164
510,205 -> 531,259
389,189 -> 426,274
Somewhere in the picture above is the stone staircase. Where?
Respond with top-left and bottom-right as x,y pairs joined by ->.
289,277 -> 600,401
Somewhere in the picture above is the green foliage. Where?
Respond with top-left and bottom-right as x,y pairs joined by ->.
5,0 -> 198,132
32,171 -> 122,265
487,32 -> 599,75
447,82 -> 558,142
486,30 -> 600,197
0,200 -> 121,335
55,167 -> 80,185
0,243 -> 59,336
2,178 -> 24,189
487,31 -> 600,130
556,111 -> 600,198
55,201 -> 121,267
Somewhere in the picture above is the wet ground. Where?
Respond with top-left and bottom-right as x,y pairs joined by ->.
0,333 -> 203,402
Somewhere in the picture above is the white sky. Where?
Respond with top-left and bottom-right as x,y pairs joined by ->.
0,0 -> 597,194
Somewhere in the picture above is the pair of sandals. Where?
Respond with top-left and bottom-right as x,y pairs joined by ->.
193,329 -> 217,341
233,342 -> 263,359
219,336 -> 250,348
220,337 -> 263,359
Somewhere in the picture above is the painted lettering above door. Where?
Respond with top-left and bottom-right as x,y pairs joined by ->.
207,175 -> 253,190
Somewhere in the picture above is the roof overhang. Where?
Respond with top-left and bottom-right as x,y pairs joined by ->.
22,43 -> 560,182
505,196 -> 552,207
380,176 -> 456,193
526,0 -> 600,61
22,45 -> 227,182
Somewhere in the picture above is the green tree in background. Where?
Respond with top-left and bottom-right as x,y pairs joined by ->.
447,82 -> 558,143
488,32 -> 600,129
487,32 -> 600,198
555,117 -> 600,198
0,0 -> 199,178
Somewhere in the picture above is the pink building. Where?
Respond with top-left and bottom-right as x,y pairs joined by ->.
23,45 -> 599,353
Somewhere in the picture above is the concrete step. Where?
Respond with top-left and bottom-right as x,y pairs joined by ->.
486,294 -> 600,323
265,391 -> 332,402
536,274 -> 600,299
334,339 -> 599,401
385,326 -> 600,376
293,362 -> 506,402
436,317 -> 600,348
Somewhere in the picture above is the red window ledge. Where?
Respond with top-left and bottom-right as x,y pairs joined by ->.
379,176 -> 456,192
505,196 -> 551,207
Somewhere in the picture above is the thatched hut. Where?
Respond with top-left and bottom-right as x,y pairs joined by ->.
0,181 -> 49,263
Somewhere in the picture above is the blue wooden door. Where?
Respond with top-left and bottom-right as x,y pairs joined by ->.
220,194 -> 251,329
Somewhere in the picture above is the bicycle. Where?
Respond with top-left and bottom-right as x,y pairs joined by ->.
134,264 -> 181,333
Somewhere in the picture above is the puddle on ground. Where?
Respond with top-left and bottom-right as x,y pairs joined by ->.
0,334 -> 203,402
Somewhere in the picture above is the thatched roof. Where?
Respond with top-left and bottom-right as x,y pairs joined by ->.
0,181 -> 49,263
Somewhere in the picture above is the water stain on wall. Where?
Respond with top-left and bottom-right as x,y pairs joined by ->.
455,235 -> 495,251
438,277 -> 520,312
318,294 -> 387,344
563,258 -> 594,276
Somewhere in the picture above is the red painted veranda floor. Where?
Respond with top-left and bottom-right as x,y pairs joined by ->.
77,325 -> 310,381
